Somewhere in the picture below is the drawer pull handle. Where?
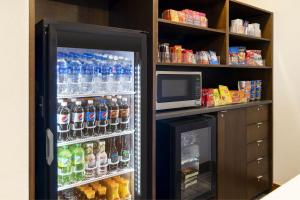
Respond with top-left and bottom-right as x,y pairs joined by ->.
257,105 -> 263,111
257,140 -> 264,147
257,175 -> 263,182
220,111 -> 227,118
257,157 -> 263,164
257,122 -> 263,128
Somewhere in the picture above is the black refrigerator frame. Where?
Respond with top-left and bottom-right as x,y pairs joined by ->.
35,20 -> 149,199
156,115 -> 217,200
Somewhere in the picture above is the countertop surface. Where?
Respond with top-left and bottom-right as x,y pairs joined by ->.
262,175 -> 300,200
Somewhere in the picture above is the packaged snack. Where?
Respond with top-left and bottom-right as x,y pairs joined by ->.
230,90 -> 240,104
177,11 -> 186,23
193,11 -> 207,27
239,90 -> 248,103
229,47 -> 239,65
209,51 -> 219,64
162,9 -> 179,22
238,81 -> 251,102
238,47 -> 246,64
213,89 -> 223,106
254,50 -> 263,66
256,80 -> 262,100
250,80 -> 257,101
219,85 -> 233,104
182,9 -> 194,24
202,88 -> 214,107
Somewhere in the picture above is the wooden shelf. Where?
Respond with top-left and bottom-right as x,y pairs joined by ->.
230,32 -> 270,42
156,100 -> 273,120
157,62 -> 272,69
158,18 -> 226,35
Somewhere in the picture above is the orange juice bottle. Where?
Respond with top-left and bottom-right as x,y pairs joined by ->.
91,182 -> 101,191
97,185 -> 107,200
103,179 -> 120,200
113,177 -> 131,199
86,190 -> 96,200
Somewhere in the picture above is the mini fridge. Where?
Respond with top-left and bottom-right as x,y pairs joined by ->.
35,20 -> 149,200
156,115 -> 217,200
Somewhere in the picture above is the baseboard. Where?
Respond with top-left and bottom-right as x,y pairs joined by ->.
272,183 -> 280,191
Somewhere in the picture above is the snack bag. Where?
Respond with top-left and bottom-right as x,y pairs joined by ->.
246,50 -> 255,65
230,90 -> 240,104
213,89 -> 222,106
209,51 -> 219,64
254,50 -> 263,66
219,85 -> 232,104
239,90 -> 248,103
182,9 -> 194,24
238,47 -> 246,64
202,88 -> 214,107
229,47 -> 239,65
250,80 -> 257,101
162,9 -> 179,22
177,11 -> 186,23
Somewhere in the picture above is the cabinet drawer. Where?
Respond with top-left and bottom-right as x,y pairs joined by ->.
247,157 -> 269,177
247,122 -> 269,144
247,172 -> 270,199
246,105 -> 269,124
247,139 -> 269,162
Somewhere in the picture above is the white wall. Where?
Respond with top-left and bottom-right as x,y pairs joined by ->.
0,0 -> 29,199
238,0 -> 300,185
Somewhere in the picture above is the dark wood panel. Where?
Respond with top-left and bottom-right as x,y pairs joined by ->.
247,157 -> 269,178
247,172 -> 270,199
247,122 -> 269,144
247,139 -> 268,162
246,105 -> 269,124
218,108 -> 246,199
35,0 -> 109,25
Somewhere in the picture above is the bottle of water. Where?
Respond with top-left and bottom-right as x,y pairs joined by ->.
94,53 -> 103,93
112,56 -> 121,92
101,54 -> 113,93
123,57 -> 133,92
57,52 -> 69,95
68,53 -> 82,95
81,53 -> 95,94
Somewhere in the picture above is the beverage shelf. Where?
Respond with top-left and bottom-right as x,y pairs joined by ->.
58,168 -> 134,191
58,91 -> 135,99
57,130 -> 134,147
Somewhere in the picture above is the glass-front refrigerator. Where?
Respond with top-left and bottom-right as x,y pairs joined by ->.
35,20 -> 148,200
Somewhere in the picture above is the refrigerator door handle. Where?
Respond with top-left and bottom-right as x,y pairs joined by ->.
46,128 -> 54,166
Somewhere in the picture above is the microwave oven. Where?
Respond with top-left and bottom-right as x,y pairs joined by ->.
156,71 -> 202,110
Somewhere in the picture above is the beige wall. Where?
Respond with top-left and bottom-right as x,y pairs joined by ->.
238,0 -> 300,185
0,0 -> 29,199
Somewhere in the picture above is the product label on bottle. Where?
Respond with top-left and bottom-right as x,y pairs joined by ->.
85,153 -> 97,170
120,150 -> 130,162
120,108 -> 130,118
98,111 -> 108,120
57,114 -> 70,124
74,155 -> 84,165
108,153 -> 119,165
72,113 -> 84,122
109,110 -> 119,119
85,112 -> 96,122
97,153 -> 108,167
58,157 -> 71,168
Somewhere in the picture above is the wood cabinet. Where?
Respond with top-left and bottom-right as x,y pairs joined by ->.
218,105 -> 271,200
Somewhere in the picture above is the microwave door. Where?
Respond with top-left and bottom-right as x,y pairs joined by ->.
156,71 -> 202,110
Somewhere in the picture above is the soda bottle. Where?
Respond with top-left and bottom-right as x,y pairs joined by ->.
57,99 -> 63,108
84,100 -> 96,137
57,52 -> 69,95
81,53 -> 95,93
119,97 -> 130,131
95,140 -> 108,176
69,98 -> 77,110
68,53 -> 82,94
97,99 -> 108,135
57,101 -> 71,141
71,101 -> 84,139
119,136 -> 130,169
108,137 -> 119,171
108,98 -> 119,133
83,143 -> 96,179
71,144 -> 85,181
57,145 -> 72,186
116,95 -> 122,130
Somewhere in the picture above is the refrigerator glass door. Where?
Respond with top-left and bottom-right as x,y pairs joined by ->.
39,22 -> 147,200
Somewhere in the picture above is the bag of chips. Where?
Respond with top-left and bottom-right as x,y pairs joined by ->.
219,85 -> 232,104
213,89 -> 222,106
230,90 -> 240,104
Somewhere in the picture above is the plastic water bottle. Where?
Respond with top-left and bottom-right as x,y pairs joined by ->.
81,53 -> 95,93
101,55 -> 113,92
57,52 -> 69,95
123,57 -> 133,91
112,56 -> 122,92
68,53 -> 82,94
94,54 -> 103,93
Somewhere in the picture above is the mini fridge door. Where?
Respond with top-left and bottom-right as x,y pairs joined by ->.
35,20 -> 149,200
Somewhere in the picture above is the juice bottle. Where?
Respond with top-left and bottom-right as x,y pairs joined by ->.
57,145 -> 72,186
84,143 -> 97,179
113,177 -> 131,199
71,143 -> 85,181
103,179 -> 120,200
85,190 -> 96,200
90,182 -> 101,191
95,140 -> 108,176
97,186 -> 107,200
108,137 -> 119,171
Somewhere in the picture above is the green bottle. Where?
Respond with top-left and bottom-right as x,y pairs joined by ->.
57,145 -> 72,186
71,143 -> 85,181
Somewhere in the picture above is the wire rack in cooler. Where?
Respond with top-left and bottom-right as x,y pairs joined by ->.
57,130 -> 134,147
57,91 -> 136,99
57,168 -> 135,191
